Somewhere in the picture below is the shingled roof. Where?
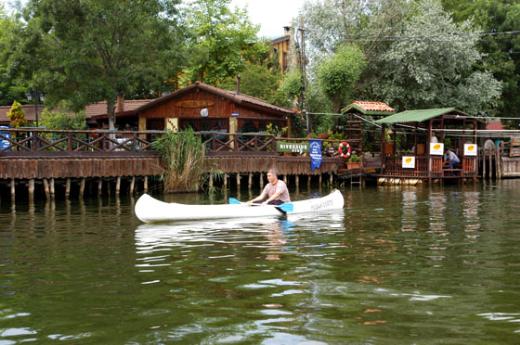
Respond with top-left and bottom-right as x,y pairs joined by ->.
343,101 -> 395,116
85,99 -> 154,118
0,104 -> 45,123
137,81 -> 294,116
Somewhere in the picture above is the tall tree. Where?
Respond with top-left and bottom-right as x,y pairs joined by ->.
376,0 -> 501,114
19,0 -> 185,130
442,0 -> 520,117
0,6 -> 28,105
317,44 -> 366,112
181,0 -> 263,85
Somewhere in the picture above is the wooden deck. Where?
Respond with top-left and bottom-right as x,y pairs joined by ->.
0,129 -> 344,179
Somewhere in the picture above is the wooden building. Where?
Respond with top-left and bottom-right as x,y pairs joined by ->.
271,28 -> 291,73
341,101 -> 395,153
0,104 -> 44,126
375,108 -> 479,183
87,82 -> 293,135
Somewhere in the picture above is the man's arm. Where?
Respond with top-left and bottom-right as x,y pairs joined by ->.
249,189 -> 267,204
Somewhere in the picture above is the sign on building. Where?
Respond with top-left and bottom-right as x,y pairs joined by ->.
276,141 -> 309,154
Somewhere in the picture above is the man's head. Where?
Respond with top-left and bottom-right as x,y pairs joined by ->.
267,167 -> 279,184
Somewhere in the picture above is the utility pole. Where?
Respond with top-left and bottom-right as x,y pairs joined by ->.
297,17 -> 308,133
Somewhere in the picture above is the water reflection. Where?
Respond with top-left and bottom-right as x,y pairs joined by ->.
463,191 -> 481,239
401,190 -> 417,232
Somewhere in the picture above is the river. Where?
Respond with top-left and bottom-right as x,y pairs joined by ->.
1,181 -> 520,344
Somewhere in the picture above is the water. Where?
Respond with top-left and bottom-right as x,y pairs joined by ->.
1,181 -> 520,344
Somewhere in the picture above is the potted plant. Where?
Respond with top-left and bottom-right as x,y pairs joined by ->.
347,153 -> 362,170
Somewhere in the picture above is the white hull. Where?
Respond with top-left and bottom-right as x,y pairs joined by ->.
134,189 -> 344,223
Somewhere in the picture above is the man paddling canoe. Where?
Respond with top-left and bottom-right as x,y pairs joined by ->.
249,168 -> 291,205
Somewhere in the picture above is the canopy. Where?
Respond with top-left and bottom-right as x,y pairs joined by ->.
375,108 -> 468,125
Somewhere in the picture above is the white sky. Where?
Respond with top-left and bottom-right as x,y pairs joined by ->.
230,0 -> 307,38
1,0 -> 308,39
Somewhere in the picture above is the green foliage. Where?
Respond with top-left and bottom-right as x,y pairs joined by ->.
7,100 -> 26,128
19,0 -> 184,129
317,44 -> 366,112
181,0 -> 263,85
377,0 -> 501,113
219,62 -> 282,104
152,129 -> 206,193
350,153 -> 361,163
40,109 -> 86,130
442,0 -> 520,117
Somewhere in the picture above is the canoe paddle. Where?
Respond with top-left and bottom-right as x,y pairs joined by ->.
228,197 -> 293,214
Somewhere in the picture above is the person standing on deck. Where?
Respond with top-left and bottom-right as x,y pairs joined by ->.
249,168 -> 291,205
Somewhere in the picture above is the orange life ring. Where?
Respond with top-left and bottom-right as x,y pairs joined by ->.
338,141 -> 351,159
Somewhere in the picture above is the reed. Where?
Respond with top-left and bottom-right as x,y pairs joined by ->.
152,129 -> 205,192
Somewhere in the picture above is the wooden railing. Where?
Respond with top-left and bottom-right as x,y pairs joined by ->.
0,128 -> 346,157
382,155 -> 477,178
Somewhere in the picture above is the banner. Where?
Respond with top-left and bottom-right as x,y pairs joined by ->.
309,139 -> 323,171
430,142 -> 444,155
464,143 -> 477,156
402,156 -> 416,169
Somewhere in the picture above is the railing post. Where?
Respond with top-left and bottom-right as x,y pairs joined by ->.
67,132 -> 73,151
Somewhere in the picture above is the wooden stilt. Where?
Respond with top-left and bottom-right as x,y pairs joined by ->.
144,176 -> 148,193
43,179 -> 50,200
116,176 -> 121,195
80,178 -> 86,198
329,173 -> 334,186
10,179 -> 15,202
98,178 -> 103,196
319,174 -> 323,186
130,177 -> 135,194
65,178 -> 71,198
28,179 -> 35,201
209,174 -> 213,190
50,178 -> 55,199
236,173 -> 241,189
295,175 -> 299,192
284,175 -> 288,186
223,174 -> 228,190
248,173 -> 253,190
307,175 -> 311,190
259,173 -> 264,189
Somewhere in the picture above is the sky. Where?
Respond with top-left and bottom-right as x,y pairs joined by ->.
1,0 -> 308,39
230,0 -> 307,38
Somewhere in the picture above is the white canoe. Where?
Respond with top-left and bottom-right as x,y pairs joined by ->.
134,189 -> 344,223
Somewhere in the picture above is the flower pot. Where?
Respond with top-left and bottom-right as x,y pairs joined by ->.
347,162 -> 362,170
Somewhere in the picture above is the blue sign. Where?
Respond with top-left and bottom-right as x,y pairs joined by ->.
309,139 -> 322,171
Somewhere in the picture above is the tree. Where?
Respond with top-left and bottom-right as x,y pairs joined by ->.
181,0 -> 264,85
19,0 -> 185,130
376,0 -> 501,114
0,6 -> 28,105
40,109 -> 87,130
316,44 -> 366,112
7,100 -> 26,128
442,0 -> 520,117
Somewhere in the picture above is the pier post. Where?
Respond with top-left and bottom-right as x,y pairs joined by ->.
319,173 -> 323,186
10,179 -> 15,202
28,179 -> 35,201
248,173 -> 253,190
329,173 -> 333,187
295,175 -> 299,193
209,174 -> 213,191
116,176 -> 121,195
144,176 -> 148,193
80,178 -> 86,198
307,175 -> 311,191
50,178 -> 55,199
130,177 -> 135,194
223,174 -> 228,190
98,178 -> 103,196
43,179 -> 50,200
284,175 -> 288,186
259,173 -> 264,189
65,178 -> 71,198
236,174 -> 241,190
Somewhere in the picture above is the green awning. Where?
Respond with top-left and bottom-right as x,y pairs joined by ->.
375,108 -> 467,125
